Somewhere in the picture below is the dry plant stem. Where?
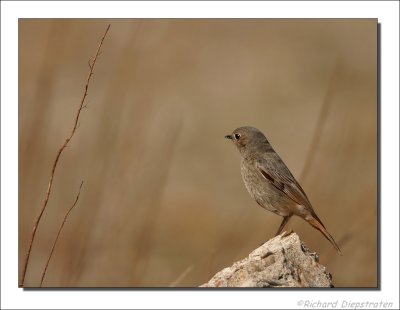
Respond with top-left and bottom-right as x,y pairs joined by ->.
40,181 -> 84,287
299,61 -> 339,183
169,265 -> 194,287
20,24 -> 110,287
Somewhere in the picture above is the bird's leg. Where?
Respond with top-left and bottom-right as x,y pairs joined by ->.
275,215 -> 292,236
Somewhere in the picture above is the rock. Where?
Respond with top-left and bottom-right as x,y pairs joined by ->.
200,231 -> 333,287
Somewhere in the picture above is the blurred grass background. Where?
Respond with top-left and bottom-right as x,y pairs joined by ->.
19,19 -> 377,287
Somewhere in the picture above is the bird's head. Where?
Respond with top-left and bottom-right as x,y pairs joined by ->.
225,126 -> 269,154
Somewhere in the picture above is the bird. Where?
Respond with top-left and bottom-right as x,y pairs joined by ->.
225,126 -> 342,255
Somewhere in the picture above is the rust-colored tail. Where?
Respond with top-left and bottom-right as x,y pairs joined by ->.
307,216 -> 342,255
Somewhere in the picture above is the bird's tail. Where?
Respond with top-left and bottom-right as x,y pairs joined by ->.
307,216 -> 342,255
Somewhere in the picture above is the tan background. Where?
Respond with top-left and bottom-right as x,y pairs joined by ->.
19,19 -> 377,287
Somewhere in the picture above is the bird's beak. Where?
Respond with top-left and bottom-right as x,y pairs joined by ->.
225,135 -> 233,140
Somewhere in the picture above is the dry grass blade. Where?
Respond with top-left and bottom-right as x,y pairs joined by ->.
20,24 -> 111,287
169,265 -> 194,287
300,60 -> 339,183
40,181 -> 84,287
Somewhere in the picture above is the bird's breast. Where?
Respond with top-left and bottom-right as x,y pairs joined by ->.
240,159 -> 266,199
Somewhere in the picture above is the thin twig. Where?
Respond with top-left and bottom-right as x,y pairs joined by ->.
299,60 -> 339,183
40,181 -> 84,287
169,265 -> 194,287
20,24 -> 110,287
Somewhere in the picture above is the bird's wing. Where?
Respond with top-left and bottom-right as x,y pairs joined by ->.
255,156 -> 312,209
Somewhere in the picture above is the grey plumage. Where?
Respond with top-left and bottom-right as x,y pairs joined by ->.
225,126 -> 341,254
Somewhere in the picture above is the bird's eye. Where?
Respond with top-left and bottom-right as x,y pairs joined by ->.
234,133 -> 241,140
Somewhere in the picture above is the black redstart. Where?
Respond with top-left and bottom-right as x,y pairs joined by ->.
225,126 -> 342,254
